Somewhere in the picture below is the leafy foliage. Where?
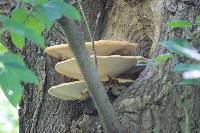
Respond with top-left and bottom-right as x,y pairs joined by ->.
34,0 -> 80,26
19,0 -> 48,6
0,43 -> 38,106
0,0 -> 80,106
167,20 -> 192,28
152,53 -> 173,62
0,0 -> 80,49
0,9 -> 45,48
162,40 -> 200,61
154,16 -> 200,86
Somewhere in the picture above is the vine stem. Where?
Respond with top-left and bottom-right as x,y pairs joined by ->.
77,0 -> 98,66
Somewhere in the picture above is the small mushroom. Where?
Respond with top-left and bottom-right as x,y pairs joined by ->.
55,55 -> 144,81
48,81 -> 87,101
44,40 -> 138,60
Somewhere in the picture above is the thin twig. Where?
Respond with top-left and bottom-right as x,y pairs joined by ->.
94,11 -> 101,40
77,0 -> 98,66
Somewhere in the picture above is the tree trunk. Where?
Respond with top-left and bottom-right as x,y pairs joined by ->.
1,0 -> 200,133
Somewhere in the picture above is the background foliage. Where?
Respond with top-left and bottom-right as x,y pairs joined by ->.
0,0 -> 80,107
150,18 -> 200,85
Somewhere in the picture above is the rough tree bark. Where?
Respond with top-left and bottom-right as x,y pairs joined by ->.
1,0 -> 200,133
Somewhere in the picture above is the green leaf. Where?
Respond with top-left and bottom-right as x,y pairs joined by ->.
10,9 -> 45,48
0,15 -> 45,48
32,0 -> 48,6
0,42 -> 8,54
24,27 -> 45,48
1,2 -> 79,48
174,64 -> 200,72
178,79 -> 200,86
0,52 -> 39,107
0,14 -> 24,36
0,77 -> 23,107
152,53 -> 173,62
24,16 -> 45,47
35,0 -> 80,28
0,15 -> 24,36
17,0 -> 48,6
161,40 -> 190,55
52,0 -> 81,20
11,32 -> 25,49
167,20 -> 192,28
10,8 -> 28,24
0,52 -> 38,83
35,4 -> 61,28
31,11 -> 48,29
161,40 -> 200,60
162,40 -> 192,49
25,16 -> 44,34
196,16 -> 200,22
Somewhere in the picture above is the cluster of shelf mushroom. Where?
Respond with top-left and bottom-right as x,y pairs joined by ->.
45,40 -> 144,101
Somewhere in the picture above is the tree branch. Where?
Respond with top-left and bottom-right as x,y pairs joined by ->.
57,17 -> 123,133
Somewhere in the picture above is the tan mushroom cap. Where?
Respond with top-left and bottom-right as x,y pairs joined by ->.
55,55 -> 144,81
48,81 -> 87,101
45,40 -> 138,59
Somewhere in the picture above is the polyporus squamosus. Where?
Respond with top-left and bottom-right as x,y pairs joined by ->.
44,40 -> 138,60
55,55 -> 144,81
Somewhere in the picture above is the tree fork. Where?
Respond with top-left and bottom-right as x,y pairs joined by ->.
57,17 -> 124,133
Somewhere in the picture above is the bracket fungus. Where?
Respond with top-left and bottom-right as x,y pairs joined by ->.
48,81 -> 88,101
45,40 -> 145,101
55,55 -> 144,81
44,40 -> 138,60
